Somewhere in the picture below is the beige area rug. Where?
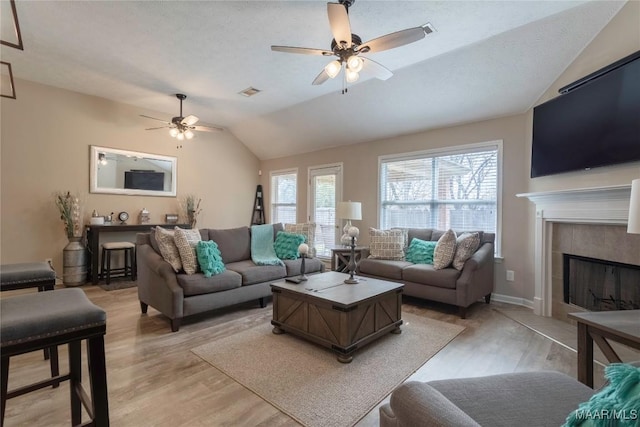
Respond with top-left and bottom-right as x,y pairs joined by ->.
191,313 -> 464,427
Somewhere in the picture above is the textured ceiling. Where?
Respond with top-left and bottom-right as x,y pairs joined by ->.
1,1 -> 626,159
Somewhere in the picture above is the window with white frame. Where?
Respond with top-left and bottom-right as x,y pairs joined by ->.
379,142 -> 501,253
270,170 -> 297,224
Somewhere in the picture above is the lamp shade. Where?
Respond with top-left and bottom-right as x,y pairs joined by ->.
337,201 -> 362,220
628,179 -> 640,234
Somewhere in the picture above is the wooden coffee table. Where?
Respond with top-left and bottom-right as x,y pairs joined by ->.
271,271 -> 403,363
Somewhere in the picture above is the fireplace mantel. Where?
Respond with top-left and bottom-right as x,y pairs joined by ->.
517,184 -> 633,316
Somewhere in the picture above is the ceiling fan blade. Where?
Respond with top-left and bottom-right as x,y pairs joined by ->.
271,46 -> 333,56
145,126 -> 171,131
360,27 -> 425,54
140,114 -> 171,125
193,125 -> 224,132
182,115 -> 199,126
312,68 -> 331,86
327,2 -> 352,48
362,57 -> 393,81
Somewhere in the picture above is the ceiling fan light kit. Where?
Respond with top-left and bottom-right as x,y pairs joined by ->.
271,0 -> 434,93
345,68 -> 359,83
325,60 -> 342,78
347,56 -> 363,73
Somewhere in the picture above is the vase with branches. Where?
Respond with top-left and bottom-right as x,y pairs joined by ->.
55,191 -> 84,239
183,195 -> 202,228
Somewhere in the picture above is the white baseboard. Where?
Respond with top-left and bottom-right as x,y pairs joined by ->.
491,293 -> 534,309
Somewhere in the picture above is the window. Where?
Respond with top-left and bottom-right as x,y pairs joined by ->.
379,142 -> 501,253
270,169 -> 297,224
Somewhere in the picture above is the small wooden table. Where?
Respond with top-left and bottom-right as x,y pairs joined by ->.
271,271 -> 403,363
330,246 -> 367,272
567,310 -> 640,388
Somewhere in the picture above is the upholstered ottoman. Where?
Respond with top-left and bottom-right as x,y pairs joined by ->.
0,262 -> 56,292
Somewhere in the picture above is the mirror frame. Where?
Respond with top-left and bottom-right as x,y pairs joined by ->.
90,145 -> 177,197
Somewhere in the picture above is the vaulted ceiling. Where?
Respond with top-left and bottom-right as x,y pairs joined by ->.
1,1 -> 626,159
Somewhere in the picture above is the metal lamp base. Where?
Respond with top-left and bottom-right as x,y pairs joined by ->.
343,235 -> 359,284
299,255 -> 308,281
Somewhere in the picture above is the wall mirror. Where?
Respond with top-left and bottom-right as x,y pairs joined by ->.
90,146 -> 177,197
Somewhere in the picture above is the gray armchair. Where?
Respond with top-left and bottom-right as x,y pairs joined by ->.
380,371 -> 595,427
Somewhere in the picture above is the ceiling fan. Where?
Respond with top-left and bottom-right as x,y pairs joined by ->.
140,94 -> 223,146
271,0 -> 434,92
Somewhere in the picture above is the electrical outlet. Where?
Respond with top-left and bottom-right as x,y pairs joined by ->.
506,270 -> 515,282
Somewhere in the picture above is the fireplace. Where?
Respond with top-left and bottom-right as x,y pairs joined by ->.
517,184 -> 638,317
563,254 -> 640,311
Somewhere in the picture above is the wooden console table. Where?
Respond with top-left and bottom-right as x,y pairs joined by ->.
86,223 -> 188,285
330,246 -> 367,272
567,310 -> 640,388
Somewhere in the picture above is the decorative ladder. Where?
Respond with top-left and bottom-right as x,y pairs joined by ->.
251,185 -> 265,225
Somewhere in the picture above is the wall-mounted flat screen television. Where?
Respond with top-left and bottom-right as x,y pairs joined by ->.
124,170 -> 165,191
531,51 -> 640,178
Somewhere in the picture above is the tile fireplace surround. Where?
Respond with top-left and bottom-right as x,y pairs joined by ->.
518,184 -> 639,318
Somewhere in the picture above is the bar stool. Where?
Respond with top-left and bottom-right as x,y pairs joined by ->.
0,262 -> 59,384
101,242 -> 136,284
1,288 -> 109,426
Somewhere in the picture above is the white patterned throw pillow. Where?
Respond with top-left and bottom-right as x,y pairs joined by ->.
174,227 -> 202,275
433,229 -> 457,270
284,223 -> 317,257
368,228 -> 405,260
452,232 -> 481,270
154,227 -> 183,272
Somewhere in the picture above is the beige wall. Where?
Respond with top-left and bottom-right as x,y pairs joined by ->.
260,114 -> 530,300
1,79 -> 260,271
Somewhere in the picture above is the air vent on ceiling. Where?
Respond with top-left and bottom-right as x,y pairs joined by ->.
239,87 -> 262,97
422,23 -> 435,34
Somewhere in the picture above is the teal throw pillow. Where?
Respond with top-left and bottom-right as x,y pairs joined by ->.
406,238 -> 437,265
564,363 -> 640,427
196,241 -> 225,278
274,231 -> 306,260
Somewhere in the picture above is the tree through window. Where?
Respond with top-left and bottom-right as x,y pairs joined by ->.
379,144 -> 500,242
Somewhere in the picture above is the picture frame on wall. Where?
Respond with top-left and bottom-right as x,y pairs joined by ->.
1,62 -> 16,99
0,0 -> 24,51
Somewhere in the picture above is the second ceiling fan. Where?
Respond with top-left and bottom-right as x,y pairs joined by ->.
271,0 -> 434,91
141,94 -> 223,146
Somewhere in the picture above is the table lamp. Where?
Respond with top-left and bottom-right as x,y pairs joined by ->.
337,201 -> 362,245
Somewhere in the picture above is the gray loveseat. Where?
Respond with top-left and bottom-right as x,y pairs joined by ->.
357,228 -> 494,318
136,223 -> 324,331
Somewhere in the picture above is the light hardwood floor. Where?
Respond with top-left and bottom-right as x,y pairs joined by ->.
1,284 -> 622,426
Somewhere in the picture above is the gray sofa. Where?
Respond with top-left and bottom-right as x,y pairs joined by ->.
357,228 -> 495,318
379,371 -> 595,427
136,223 -> 324,331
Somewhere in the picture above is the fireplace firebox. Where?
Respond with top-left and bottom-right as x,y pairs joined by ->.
563,254 -> 640,311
